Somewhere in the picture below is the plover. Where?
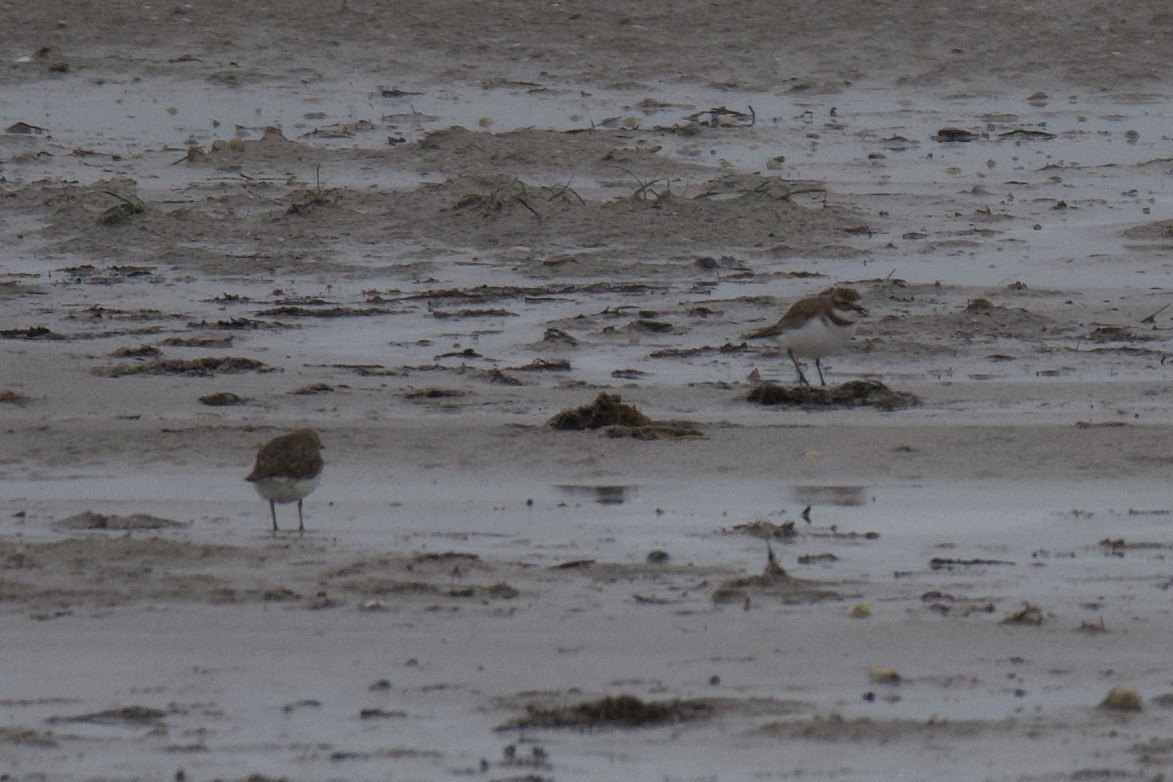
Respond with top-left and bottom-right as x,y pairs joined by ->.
745,287 -> 868,386
245,429 -> 323,535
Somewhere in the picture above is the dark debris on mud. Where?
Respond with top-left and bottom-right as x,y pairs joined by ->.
499,694 -> 714,731
729,519 -> 798,540
331,577 -> 519,602
47,705 -> 166,726
254,305 -> 394,318
0,389 -> 32,405
1,325 -> 65,340
747,380 -> 919,411
93,356 -> 271,377
199,391 -> 248,406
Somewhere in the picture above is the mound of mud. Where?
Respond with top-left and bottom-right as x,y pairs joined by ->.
713,545 -> 841,605
1121,218 -> 1173,241
56,511 -> 184,531
548,393 -> 704,439
759,713 -> 1002,741
611,422 -> 706,441
93,356 -> 270,377
747,380 -> 919,411
499,694 -> 714,730
331,577 -> 519,602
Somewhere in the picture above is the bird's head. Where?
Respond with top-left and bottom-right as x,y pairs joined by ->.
822,286 -> 869,317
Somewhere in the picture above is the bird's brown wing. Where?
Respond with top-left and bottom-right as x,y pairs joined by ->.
247,433 -> 323,481
743,296 -> 827,339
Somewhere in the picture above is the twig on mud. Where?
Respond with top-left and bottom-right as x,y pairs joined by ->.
454,178 -> 542,220
286,164 -> 334,215
628,178 -> 671,202
98,190 -> 145,225
782,184 -> 828,206
693,177 -> 827,206
683,106 -> 754,127
543,184 -> 585,206
617,167 -> 681,203
1140,302 -> 1170,324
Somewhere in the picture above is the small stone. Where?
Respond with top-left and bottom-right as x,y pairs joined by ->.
1099,685 -> 1143,712
869,666 -> 901,685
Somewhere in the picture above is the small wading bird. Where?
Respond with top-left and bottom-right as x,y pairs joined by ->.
744,287 -> 868,386
245,429 -> 323,535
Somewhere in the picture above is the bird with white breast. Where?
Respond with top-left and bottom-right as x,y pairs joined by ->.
744,287 -> 868,386
245,429 -> 324,536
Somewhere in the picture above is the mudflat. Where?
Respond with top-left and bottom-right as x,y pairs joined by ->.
2,2 -> 1173,780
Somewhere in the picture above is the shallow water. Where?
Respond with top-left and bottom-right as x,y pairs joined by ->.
4,471 -> 1169,741
5,471 -> 1166,554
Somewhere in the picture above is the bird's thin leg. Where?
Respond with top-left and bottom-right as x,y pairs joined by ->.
297,499 -> 305,536
815,358 -> 827,386
270,501 -> 279,536
788,349 -> 810,386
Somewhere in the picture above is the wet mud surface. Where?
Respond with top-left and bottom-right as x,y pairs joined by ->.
3,1 -> 1173,781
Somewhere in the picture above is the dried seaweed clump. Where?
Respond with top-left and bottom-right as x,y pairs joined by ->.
1001,602 -> 1044,625
548,393 -> 651,429
199,391 -> 248,406
547,393 -> 704,439
500,694 -> 713,730
748,380 -> 918,411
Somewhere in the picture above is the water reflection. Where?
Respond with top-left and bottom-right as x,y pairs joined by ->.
790,485 -> 868,507
555,485 -> 638,505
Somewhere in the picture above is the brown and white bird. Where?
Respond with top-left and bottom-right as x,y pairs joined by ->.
245,429 -> 324,535
744,287 -> 868,386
